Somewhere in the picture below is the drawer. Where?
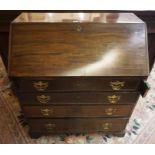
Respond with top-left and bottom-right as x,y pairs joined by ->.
23,105 -> 133,118
28,118 -> 128,133
18,92 -> 139,105
13,77 -> 140,92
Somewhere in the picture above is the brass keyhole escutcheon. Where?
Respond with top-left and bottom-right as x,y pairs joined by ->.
41,108 -> 53,116
36,95 -> 51,104
76,25 -> 82,32
33,81 -> 48,91
105,108 -> 117,116
102,123 -> 112,130
107,95 -> 120,104
45,123 -> 56,130
110,81 -> 125,90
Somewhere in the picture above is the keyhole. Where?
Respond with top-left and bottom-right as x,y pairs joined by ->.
77,25 -> 82,32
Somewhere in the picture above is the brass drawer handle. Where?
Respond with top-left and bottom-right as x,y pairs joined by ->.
45,123 -> 56,130
110,81 -> 125,90
33,81 -> 48,91
105,108 -> 117,116
36,95 -> 51,104
107,95 -> 120,104
41,108 -> 53,116
76,25 -> 82,32
102,123 -> 112,130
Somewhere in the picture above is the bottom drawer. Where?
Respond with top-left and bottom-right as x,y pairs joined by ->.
28,118 -> 128,133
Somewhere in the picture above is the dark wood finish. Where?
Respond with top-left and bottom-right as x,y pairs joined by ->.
148,33 -> 155,69
0,11 -> 155,70
0,11 -> 21,67
13,77 -> 141,92
8,13 -> 149,77
23,105 -> 133,118
18,92 -> 139,105
29,130 -> 126,138
138,80 -> 150,97
8,13 -> 149,138
28,118 -> 128,133
0,11 -> 21,32
0,33 -> 9,66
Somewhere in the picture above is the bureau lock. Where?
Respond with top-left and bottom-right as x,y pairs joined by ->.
45,123 -> 56,130
41,108 -> 53,116
105,108 -> 117,116
33,81 -> 48,91
107,95 -> 120,104
36,95 -> 51,104
102,123 -> 112,130
76,25 -> 82,32
110,81 -> 125,90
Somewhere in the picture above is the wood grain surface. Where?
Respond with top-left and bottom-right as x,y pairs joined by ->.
23,104 -> 133,118
18,92 -> 139,105
13,77 -> 141,92
8,13 -> 149,77
28,118 -> 128,133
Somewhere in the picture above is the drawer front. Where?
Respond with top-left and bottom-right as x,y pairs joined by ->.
23,105 -> 133,118
18,92 -> 139,105
13,77 -> 140,92
28,118 -> 128,133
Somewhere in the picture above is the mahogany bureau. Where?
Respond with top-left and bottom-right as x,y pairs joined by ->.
8,13 -> 149,138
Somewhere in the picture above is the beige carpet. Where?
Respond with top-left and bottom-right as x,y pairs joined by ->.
0,55 -> 155,144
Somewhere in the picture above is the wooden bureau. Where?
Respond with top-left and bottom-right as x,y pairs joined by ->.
8,13 -> 149,138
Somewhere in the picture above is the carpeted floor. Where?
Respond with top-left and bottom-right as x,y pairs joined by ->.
0,55 -> 155,144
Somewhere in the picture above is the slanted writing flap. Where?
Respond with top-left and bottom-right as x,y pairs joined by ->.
8,13 -> 149,77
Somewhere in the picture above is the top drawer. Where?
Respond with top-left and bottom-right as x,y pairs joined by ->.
13,77 -> 141,92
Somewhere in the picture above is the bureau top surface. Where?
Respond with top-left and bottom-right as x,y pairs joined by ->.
8,13 -> 149,77
13,13 -> 143,24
